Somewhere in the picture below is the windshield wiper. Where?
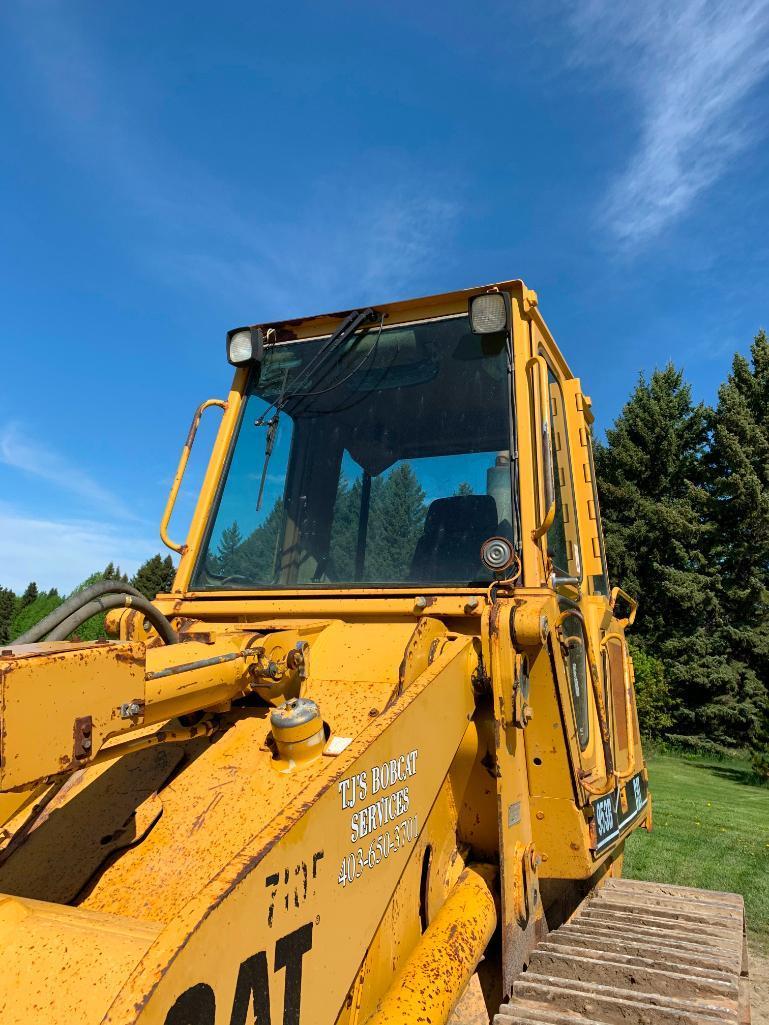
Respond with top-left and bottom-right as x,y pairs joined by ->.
254,308 -> 378,510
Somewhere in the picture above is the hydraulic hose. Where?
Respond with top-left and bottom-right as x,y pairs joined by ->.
46,592 -> 178,644
13,580 -> 146,644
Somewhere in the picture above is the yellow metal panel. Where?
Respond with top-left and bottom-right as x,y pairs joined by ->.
529,796 -> 597,879
0,895 -> 161,1025
486,600 -> 544,993
0,745 -> 183,905
0,642 -> 145,790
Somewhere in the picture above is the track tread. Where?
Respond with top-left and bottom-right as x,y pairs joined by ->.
495,879 -> 750,1025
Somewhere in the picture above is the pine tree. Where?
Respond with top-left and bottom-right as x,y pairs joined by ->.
236,503 -> 285,582
102,562 -> 129,583
366,463 -> 426,580
328,477 -> 363,580
131,555 -> 175,599
19,582 -> 38,608
595,365 -> 723,736
706,331 -> 769,747
217,522 -> 244,575
0,587 -> 18,645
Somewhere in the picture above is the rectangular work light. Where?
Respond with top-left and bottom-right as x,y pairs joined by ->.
226,326 -> 265,367
469,292 -> 510,335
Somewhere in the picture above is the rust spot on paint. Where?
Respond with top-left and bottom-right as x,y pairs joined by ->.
114,648 -> 143,666
489,602 -> 501,638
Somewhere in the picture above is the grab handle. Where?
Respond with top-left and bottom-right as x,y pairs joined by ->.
526,356 -> 556,541
610,585 -> 638,627
160,399 -> 227,554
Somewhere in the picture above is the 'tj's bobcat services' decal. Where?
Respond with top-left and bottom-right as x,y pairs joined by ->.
336,748 -> 419,888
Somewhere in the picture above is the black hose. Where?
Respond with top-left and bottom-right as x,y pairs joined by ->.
46,593 -> 178,644
14,580 -> 146,644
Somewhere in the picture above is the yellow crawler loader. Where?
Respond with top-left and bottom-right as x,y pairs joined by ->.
0,280 -> 750,1024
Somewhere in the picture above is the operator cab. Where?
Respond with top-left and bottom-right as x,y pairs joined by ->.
193,293 -> 519,590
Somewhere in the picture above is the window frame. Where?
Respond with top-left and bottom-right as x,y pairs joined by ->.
190,313 -> 520,592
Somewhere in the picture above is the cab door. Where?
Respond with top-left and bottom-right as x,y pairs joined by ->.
526,321 -> 639,811
559,377 -> 639,786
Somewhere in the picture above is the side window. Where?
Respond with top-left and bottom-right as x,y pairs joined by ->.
584,429 -> 610,596
546,365 -> 581,582
561,613 -> 590,749
603,637 -> 630,774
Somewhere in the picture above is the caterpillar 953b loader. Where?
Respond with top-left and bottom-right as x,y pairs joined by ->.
0,280 -> 750,1025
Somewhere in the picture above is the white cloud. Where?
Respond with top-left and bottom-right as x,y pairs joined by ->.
570,0 -> 769,245
0,504 -> 159,593
0,422 -> 137,522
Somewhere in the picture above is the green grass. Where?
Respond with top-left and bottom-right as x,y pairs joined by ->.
624,753 -> 769,950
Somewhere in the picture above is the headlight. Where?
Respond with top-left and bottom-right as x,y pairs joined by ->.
226,326 -> 265,367
469,292 -> 510,335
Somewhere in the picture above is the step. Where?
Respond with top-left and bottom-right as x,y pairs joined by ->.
512,974 -> 737,1024
601,879 -> 744,909
528,943 -> 737,999
547,927 -> 741,975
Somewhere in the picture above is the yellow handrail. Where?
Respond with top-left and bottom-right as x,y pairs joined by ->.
610,585 -> 638,627
160,398 -> 227,554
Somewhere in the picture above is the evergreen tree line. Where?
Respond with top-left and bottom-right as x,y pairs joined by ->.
2,334 -> 766,756
0,555 -> 175,644
596,331 -> 769,755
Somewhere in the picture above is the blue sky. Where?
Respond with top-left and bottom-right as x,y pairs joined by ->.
1,0 -> 768,592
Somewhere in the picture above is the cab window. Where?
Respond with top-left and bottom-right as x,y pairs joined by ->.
546,365 -> 581,583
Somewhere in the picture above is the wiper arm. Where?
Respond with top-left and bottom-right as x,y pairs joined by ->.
258,308 -> 379,424
253,308 -> 378,511
255,369 -> 288,511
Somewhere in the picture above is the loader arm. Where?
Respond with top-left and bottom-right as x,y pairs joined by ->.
0,624 -> 488,1025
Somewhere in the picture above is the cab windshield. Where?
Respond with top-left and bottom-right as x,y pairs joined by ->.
192,313 -> 517,589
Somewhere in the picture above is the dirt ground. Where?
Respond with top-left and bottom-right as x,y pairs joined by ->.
752,945 -> 769,1025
